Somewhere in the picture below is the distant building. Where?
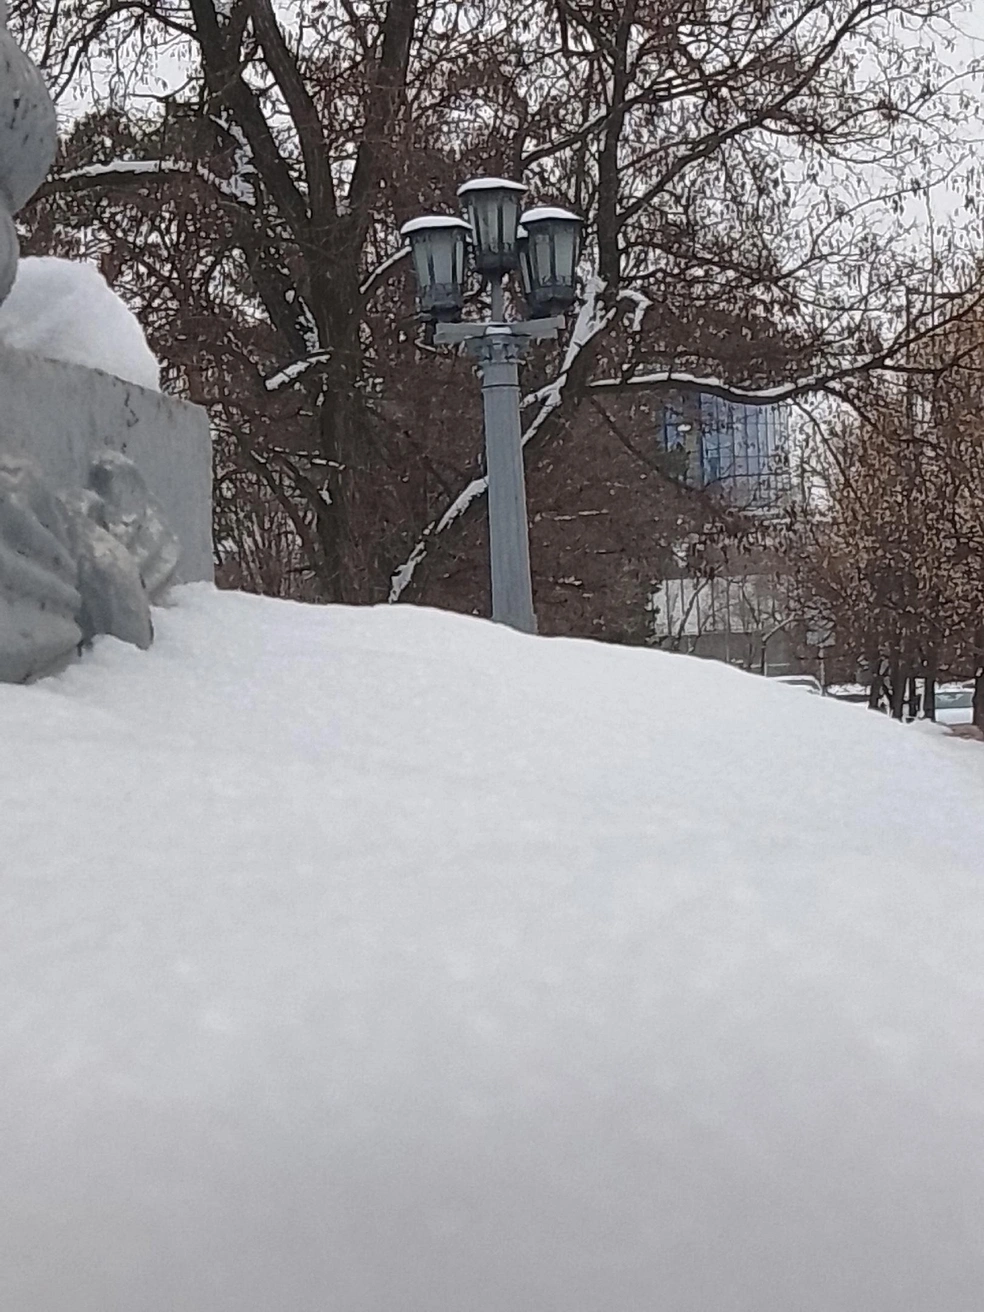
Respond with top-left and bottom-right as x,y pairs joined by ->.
657,393 -> 792,514
651,392 -> 800,673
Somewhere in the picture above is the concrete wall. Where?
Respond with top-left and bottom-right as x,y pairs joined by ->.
0,345 -> 212,582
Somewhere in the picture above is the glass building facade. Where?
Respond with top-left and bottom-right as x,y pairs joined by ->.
657,394 -> 791,512
650,392 -> 796,663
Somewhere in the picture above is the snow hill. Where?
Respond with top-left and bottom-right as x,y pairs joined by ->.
2,585 -> 984,1311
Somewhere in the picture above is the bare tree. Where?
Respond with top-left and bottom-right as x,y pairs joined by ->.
784,270 -> 984,719
14,0 -> 984,638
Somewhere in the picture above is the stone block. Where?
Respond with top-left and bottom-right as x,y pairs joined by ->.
0,344 -> 212,584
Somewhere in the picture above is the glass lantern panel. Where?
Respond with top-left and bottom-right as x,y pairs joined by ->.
465,195 -> 489,252
517,240 -> 533,295
550,224 -> 578,285
410,238 -> 434,291
496,192 -> 523,253
465,190 -> 523,267
452,230 -> 467,283
528,227 -> 555,286
430,230 -> 459,285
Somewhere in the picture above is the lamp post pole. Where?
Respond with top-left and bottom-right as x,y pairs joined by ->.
401,186 -> 583,635
477,333 -> 534,632
435,315 -> 563,634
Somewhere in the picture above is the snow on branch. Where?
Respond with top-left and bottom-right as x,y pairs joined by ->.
518,282 -> 648,415
388,277 -> 613,602
209,114 -> 259,207
387,540 -> 429,602
516,275 -> 617,445
59,161 -> 168,179
618,288 -> 653,334
588,370 -> 824,405
264,350 -> 332,392
360,246 -> 410,298
44,158 -> 257,207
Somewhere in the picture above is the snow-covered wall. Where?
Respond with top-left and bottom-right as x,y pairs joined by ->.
0,344 -> 212,583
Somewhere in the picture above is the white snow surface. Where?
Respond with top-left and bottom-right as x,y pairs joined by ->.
0,256 -> 160,389
3,586 -> 984,1311
521,204 -> 583,223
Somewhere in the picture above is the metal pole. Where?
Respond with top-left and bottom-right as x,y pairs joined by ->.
476,333 -> 536,633
435,316 -> 561,636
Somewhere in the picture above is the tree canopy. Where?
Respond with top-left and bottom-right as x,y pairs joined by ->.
12,0 -> 984,626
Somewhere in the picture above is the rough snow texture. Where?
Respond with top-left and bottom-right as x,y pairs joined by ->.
3,587 -> 984,1311
0,457 -> 82,680
0,448 -> 181,681
0,257 -> 160,389
85,449 -> 182,604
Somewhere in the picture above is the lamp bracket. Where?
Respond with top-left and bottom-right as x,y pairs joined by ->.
433,317 -> 564,347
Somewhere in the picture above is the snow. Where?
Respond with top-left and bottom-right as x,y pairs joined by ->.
210,116 -> 259,206
54,157 -> 258,208
400,215 -> 472,235
589,367 -> 817,403
389,275 -> 614,601
3,585 -> 984,1311
359,244 -> 410,296
619,285 -> 653,333
457,177 -> 526,194
58,159 -> 168,180
520,205 -> 583,223
0,256 -> 160,389
264,349 -> 331,392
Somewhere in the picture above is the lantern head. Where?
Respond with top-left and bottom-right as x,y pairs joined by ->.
457,177 -> 526,279
400,215 -> 472,322
517,206 -> 583,317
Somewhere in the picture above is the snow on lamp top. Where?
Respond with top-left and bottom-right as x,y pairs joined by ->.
519,206 -> 582,225
400,215 -> 472,323
456,177 -> 527,196
0,6 -> 57,304
457,177 -> 526,278
399,215 -> 473,236
518,206 -> 583,318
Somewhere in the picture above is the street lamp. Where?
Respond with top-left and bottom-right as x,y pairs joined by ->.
401,181 -> 583,634
517,207 -> 583,318
399,215 -> 471,323
457,177 -> 526,281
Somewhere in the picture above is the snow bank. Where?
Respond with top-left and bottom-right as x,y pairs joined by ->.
0,256 -> 160,389
2,587 -> 984,1311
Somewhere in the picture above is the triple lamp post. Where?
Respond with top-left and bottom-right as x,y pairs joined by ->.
400,178 -> 582,634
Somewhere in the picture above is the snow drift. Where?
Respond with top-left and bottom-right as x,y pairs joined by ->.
2,586 -> 984,1311
0,256 -> 160,388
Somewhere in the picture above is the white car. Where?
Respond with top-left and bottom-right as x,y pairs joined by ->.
934,688 -> 975,726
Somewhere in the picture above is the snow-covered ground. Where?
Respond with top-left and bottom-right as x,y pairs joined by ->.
3,586 -> 984,1311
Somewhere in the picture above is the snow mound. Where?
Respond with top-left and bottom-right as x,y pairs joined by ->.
0,255 -> 160,389
2,586 -> 984,1311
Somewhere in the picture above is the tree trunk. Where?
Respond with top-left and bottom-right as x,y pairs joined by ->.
906,674 -> 920,722
974,666 -> 984,731
868,657 -> 886,711
923,652 -> 937,721
889,656 -> 906,720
